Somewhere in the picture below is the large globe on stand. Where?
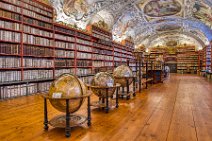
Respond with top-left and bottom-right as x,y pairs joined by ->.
48,73 -> 87,113
113,65 -> 133,87
91,72 -> 116,98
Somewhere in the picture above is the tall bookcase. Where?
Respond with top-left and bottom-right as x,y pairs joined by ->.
0,0 -> 54,99
205,44 -> 212,71
90,25 -> 114,74
176,46 -> 198,74
0,0 -> 136,100
198,49 -> 204,71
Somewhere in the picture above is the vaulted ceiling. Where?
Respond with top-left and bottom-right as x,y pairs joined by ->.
49,0 -> 212,50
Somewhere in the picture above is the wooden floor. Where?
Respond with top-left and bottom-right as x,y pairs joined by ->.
1,74 -> 212,141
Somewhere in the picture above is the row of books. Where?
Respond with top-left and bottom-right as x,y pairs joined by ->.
76,68 -> 92,75
122,50 -> 132,55
76,38 -> 92,46
54,26 -> 75,36
23,70 -> 53,80
23,58 -> 53,67
114,57 -> 121,61
0,71 -> 21,83
92,26 -> 112,38
77,52 -> 92,59
0,1 -> 21,13
23,16 -> 52,29
38,81 -> 52,92
92,32 -> 111,41
0,81 -> 52,99
0,83 -> 37,99
93,54 -> 113,60
0,9 -> 21,21
124,55 -> 134,59
22,8 -> 52,23
76,44 -> 92,52
55,33 -> 75,42
55,41 -> 75,50
23,25 -> 53,38
0,57 -> 21,68
4,0 -> 21,6
0,30 -> 21,42
77,60 -> 92,67
114,52 -> 123,57
23,34 -> 53,46
55,59 -> 74,67
55,50 -> 74,58
0,19 -> 21,31
105,62 -> 113,66
55,69 -> 71,77
93,48 -> 113,55
93,42 -> 112,50
76,32 -> 91,40
23,45 -> 54,57
22,0 -> 52,12
93,61 -> 105,67
97,39 -> 112,47
21,0 -> 52,17
0,44 -> 20,55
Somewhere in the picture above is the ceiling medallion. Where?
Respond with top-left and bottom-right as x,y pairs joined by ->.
143,0 -> 182,17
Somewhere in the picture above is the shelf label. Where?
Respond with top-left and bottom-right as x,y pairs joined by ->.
52,92 -> 62,98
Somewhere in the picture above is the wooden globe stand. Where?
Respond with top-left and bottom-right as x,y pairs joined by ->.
114,76 -> 136,100
87,83 -> 121,113
42,93 -> 92,138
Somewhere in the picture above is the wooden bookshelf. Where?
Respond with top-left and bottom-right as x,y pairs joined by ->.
0,0 -> 136,99
176,46 -> 198,74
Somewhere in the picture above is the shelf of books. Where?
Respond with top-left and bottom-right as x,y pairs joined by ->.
122,39 -> 136,72
0,0 -> 54,99
148,48 -> 165,71
205,44 -> 211,71
176,46 -> 198,74
0,1 -> 136,100
198,49 -> 204,71
90,25 -> 114,75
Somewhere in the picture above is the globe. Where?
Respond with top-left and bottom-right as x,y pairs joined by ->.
91,72 -> 116,98
48,73 -> 87,113
113,65 -> 133,87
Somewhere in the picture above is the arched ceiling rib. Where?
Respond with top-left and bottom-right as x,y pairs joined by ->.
50,0 -> 212,48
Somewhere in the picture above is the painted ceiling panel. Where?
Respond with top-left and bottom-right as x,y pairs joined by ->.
49,0 -> 212,48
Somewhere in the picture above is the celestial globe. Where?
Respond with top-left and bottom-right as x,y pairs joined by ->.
91,72 -> 116,98
48,73 -> 87,113
113,65 -> 133,87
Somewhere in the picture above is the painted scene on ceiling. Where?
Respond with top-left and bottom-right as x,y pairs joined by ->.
143,0 -> 182,17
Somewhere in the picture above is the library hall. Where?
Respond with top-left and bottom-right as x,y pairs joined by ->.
0,0 -> 212,141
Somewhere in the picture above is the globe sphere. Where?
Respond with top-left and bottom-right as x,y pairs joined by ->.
49,73 -> 87,113
113,65 -> 133,87
91,72 -> 116,98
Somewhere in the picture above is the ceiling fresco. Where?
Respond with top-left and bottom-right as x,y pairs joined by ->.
142,0 -> 182,17
49,0 -> 212,49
